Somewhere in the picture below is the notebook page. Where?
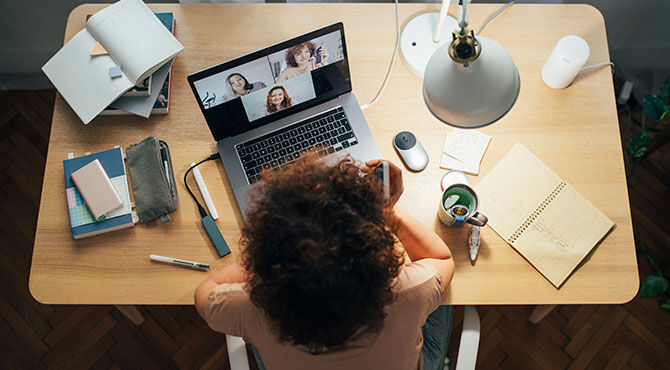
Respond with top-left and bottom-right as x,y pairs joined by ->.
86,0 -> 183,84
476,143 -> 561,241
41,29 -> 134,124
513,183 -> 614,287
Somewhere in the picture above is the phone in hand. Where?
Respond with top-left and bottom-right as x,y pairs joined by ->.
315,46 -> 323,65
373,161 -> 390,204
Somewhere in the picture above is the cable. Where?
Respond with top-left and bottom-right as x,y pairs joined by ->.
476,1 -> 515,36
581,61 -> 614,71
360,0 -> 399,111
184,153 -> 220,218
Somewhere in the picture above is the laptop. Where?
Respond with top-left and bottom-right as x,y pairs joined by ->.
187,23 -> 382,218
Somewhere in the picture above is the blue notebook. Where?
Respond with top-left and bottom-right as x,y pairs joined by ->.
63,147 -> 135,239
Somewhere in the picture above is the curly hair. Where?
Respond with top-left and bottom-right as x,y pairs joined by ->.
266,86 -> 292,113
285,41 -> 316,68
241,154 -> 404,354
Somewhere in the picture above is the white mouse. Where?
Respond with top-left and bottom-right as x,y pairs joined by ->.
393,131 -> 428,171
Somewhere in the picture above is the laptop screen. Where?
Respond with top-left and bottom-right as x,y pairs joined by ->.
187,23 -> 351,141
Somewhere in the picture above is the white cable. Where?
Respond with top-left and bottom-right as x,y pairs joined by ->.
360,0 -> 399,111
476,1 -> 515,36
581,61 -> 614,71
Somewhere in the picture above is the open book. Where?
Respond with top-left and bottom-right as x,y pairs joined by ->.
476,143 -> 615,288
42,0 -> 183,124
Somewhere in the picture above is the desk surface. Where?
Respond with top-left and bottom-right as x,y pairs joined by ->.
29,3 -> 638,305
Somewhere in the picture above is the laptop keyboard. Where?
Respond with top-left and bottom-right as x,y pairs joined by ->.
236,107 -> 359,184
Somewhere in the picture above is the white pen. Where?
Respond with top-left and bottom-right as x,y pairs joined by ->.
469,225 -> 481,264
150,254 -> 210,271
191,162 -> 218,220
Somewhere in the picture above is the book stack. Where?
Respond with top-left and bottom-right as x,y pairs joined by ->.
63,147 -> 136,239
100,12 -> 176,117
42,0 -> 183,124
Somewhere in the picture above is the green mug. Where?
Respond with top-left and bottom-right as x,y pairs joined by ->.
437,183 -> 488,227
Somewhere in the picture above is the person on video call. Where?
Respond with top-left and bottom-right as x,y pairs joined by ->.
225,73 -> 267,101
194,154 -> 455,370
276,41 -> 328,82
265,86 -> 293,114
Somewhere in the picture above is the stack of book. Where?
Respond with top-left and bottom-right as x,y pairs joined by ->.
100,12 -> 176,117
42,0 -> 183,124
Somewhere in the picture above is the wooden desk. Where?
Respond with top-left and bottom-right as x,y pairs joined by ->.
30,3 -> 638,306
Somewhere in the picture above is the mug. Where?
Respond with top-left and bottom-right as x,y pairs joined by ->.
437,172 -> 488,227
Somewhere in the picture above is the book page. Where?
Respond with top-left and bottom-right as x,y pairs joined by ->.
42,29 -> 134,124
86,0 -> 183,84
476,143 -> 561,241
513,184 -> 614,287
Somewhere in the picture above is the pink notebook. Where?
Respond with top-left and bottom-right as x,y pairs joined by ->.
70,159 -> 123,220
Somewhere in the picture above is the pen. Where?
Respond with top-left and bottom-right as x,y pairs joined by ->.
191,162 -> 219,220
150,254 -> 210,271
160,147 -> 171,187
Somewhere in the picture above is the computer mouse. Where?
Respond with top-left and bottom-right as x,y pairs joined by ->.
393,131 -> 428,171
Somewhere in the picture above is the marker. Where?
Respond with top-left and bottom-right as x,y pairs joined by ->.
160,147 -> 171,187
191,162 -> 218,220
469,225 -> 481,265
150,255 -> 210,271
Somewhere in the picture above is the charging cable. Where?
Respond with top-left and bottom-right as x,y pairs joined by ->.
360,0 -> 399,111
184,153 -> 231,258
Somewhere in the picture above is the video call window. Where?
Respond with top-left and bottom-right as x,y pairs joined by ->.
192,30 -> 345,122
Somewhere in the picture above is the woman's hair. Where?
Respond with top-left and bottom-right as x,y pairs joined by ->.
226,73 -> 253,95
241,154 -> 404,354
266,86 -> 293,113
285,41 -> 316,68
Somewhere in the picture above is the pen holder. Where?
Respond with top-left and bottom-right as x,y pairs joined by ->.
126,136 -> 178,223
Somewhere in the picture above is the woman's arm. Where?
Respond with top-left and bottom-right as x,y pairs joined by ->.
194,262 -> 248,318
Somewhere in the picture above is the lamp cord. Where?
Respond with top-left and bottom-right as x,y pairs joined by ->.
581,61 -> 614,71
476,1 -> 515,36
184,153 -> 220,218
360,0 -> 399,111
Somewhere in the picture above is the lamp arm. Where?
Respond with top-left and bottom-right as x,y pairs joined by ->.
432,0 -> 451,43
457,0 -> 469,32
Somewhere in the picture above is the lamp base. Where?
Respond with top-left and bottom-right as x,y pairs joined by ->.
400,12 -> 459,78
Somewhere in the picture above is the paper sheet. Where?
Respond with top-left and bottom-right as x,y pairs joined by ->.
439,129 -> 491,175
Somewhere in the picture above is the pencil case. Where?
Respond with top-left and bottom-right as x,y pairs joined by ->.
126,136 -> 178,223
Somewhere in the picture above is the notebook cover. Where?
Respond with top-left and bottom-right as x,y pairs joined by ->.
63,147 -> 134,239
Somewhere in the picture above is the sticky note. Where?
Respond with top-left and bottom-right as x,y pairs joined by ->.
89,42 -> 108,56
108,66 -> 122,79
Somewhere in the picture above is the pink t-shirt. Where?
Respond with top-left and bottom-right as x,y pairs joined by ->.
204,260 -> 444,370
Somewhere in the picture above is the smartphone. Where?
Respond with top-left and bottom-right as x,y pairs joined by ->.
315,46 -> 322,65
373,161 -> 390,204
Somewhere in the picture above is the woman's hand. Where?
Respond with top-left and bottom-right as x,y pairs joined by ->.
364,159 -> 404,208
318,48 -> 329,66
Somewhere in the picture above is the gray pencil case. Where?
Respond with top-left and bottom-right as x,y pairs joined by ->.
126,136 -> 178,223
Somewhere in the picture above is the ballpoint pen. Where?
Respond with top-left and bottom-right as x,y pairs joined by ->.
150,254 -> 210,271
160,147 -> 171,187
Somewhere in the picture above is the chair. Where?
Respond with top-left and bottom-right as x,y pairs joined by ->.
226,305 -> 480,370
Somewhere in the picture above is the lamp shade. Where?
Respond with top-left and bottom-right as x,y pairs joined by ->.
423,36 -> 520,128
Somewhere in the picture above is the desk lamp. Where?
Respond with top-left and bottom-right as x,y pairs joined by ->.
402,1 -> 520,128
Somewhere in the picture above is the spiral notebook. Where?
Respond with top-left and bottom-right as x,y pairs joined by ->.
476,143 -> 615,288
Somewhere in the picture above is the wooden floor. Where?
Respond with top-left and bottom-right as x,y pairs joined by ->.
1,90 -> 668,369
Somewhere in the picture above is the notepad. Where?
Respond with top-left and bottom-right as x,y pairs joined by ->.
475,143 -> 615,288
440,129 -> 491,175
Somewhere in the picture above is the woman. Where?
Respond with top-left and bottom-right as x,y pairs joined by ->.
276,41 -> 328,82
265,86 -> 293,114
225,73 -> 267,101
195,155 -> 455,370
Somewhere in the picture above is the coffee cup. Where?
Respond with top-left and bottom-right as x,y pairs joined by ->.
437,171 -> 488,227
